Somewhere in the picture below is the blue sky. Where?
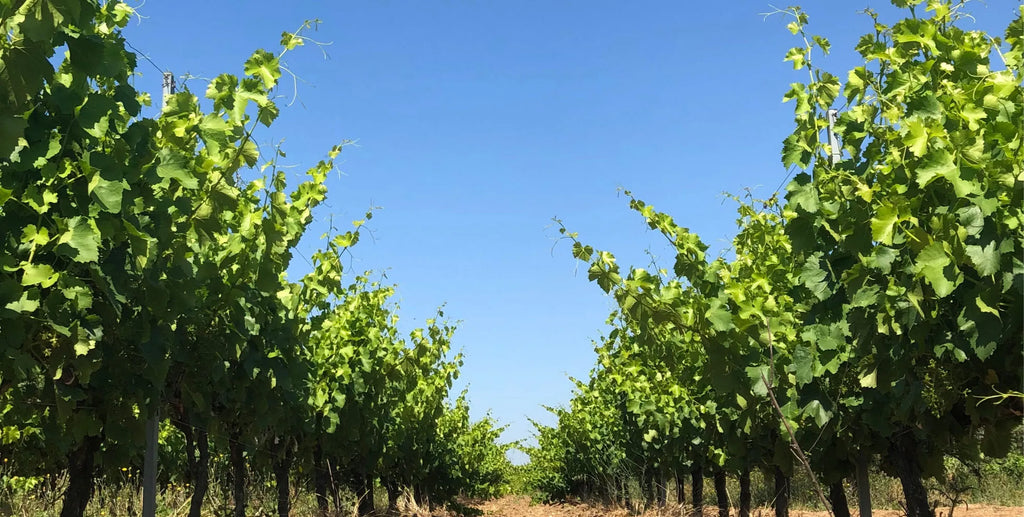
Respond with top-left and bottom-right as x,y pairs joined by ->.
122,1 -> 1015,460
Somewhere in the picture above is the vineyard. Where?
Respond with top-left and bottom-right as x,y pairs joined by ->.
0,1 -> 1021,517
524,3 -> 1023,517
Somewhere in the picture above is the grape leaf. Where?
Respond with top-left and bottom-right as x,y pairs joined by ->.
57,217 -> 101,263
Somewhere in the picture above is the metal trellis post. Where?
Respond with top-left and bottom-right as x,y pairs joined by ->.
826,108 -> 841,166
143,71 -> 175,517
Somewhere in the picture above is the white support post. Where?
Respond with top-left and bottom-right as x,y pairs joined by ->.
143,72 -> 174,517
826,108 -> 841,166
161,71 -> 175,109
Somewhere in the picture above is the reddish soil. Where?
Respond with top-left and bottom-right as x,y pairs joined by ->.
465,496 -> 1024,517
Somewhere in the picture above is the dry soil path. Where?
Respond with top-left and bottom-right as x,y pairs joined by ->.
467,495 -> 1024,517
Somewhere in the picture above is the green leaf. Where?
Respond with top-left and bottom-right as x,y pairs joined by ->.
24,185 -> 58,213
256,99 -> 280,127
786,173 -> 818,212
747,365 -> 771,397
122,221 -> 152,270
20,0 -> 81,41
902,118 -> 929,157
813,71 -> 840,108
907,91 -> 942,120
803,400 -> 830,427
844,67 -> 868,102
90,176 -> 125,213
865,246 -> 898,274
975,292 -> 1000,318
973,339 -> 998,361
240,139 -> 259,167
965,241 -> 999,276
643,429 -> 658,442
871,204 -> 900,245
0,114 -> 28,158
915,149 -> 954,186
792,345 -> 813,384
705,298 -> 734,331
61,282 -> 93,310
783,83 -> 811,115
859,368 -> 877,388
735,393 -> 748,409
0,46 -> 53,112
156,149 -> 198,189
785,47 -> 807,70
798,257 -> 829,300
74,339 -> 95,356
5,288 -> 40,313
77,94 -> 116,139
915,241 -> 956,297
957,205 -> 984,237
812,35 -> 831,54
68,34 -> 128,78
281,32 -> 305,50
782,132 -> 814,169
850,285 -> 880,308
198,114 -> 236,160
802,323 -> 846,352
244,49 -> 281,89
953,347 -> 967,362
20,263 -> 58,287
915,149 -> 974,197
959,103 -> 986,130
57,217 -> 101,263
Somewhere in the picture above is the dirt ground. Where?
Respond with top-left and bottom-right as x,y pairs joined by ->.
467,495 -> 1024,517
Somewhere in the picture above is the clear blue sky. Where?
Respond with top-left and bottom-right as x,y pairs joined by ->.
122,1 -> 1015,460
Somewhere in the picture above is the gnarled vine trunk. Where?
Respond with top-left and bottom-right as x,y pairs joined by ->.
773,466 -> 790,517
739,467 -> 752,517
656,471 -> 667,507
829,480 -> 851,517
385,479 -> 400,513
229,429 -> 247,517
328,460 -> 342,512
676,472 -> 686,505
174,417 -> 211,517
620,476 -> 631,508
691,466 -> 704,517
189,427 -> 210,517
714,470 -> 729,517
643,467 -> 656,507
273,437 -> 293,517
313,439 -> 329,516
889,432 -> 933,517
414,482 -> 431,511
60,435 -> 101,517
357,473 -> 375,516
